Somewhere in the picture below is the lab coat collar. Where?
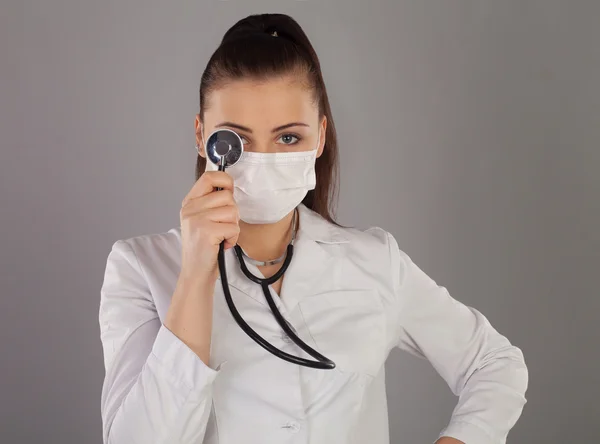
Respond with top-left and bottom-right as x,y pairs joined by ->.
296,203 -> 350,245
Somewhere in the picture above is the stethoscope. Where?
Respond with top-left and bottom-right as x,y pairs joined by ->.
204,128 -> 336,370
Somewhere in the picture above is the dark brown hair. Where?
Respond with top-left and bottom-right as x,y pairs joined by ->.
197,13 -> 340,224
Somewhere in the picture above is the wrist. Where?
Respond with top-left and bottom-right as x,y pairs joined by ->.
177,268 -> 216,290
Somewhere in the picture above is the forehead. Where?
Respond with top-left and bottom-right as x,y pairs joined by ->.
204,76 -> 317,129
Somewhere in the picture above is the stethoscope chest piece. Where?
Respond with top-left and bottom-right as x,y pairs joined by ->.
205,128 -> 244,168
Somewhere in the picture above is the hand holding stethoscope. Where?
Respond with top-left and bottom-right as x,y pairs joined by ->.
179,128 -> 335,370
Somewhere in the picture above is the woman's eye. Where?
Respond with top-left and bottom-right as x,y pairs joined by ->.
238,134 -> 302,147
278,134 -> 301,145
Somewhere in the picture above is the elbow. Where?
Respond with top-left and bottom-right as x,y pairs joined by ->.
507,345 -> 529,395
476,343 -> 529,398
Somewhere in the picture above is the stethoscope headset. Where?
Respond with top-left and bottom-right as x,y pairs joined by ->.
204,128 -> 336,370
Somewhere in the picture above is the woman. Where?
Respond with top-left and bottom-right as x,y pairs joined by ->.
99,13 -> 528,444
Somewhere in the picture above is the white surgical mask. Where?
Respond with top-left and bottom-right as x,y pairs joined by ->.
202,128 -> 320,224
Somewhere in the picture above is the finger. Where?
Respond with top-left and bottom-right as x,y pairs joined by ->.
180,202 -> 239,223
224,233 -> 241,250
207,221 -> 240,247
182,172 -> 234,206
205,205 -> 240,224
182,189 -> 235,211
224,239 -> 238,250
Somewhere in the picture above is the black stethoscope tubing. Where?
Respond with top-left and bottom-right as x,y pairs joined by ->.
217,239 -> 336,370
214,163 -> 335,369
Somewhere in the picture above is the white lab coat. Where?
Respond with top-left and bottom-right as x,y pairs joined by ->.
99,203 -> 528,444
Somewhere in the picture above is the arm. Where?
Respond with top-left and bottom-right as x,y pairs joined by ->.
386,233 -> 528,444
99,240 -> 218,444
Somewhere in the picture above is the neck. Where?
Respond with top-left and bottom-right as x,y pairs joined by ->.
236,209 -> 296,262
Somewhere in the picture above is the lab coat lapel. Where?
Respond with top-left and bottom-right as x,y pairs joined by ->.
279,204 -> 350,314
218,246 -> 267,307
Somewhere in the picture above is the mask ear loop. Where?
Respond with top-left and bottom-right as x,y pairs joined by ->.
195,124 -> 205,156
316,127 -> 321,151
314,126 -> 324,156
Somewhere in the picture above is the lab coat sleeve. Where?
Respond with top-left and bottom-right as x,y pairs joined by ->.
385,232 -> 528,444
99,240 -> 218,444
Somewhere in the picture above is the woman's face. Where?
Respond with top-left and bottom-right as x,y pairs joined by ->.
196,75 -> 326,156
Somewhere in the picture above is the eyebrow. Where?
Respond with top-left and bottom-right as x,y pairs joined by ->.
215,121 -> 309,133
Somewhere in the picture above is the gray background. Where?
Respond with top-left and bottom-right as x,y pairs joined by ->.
1,0 -> 598,443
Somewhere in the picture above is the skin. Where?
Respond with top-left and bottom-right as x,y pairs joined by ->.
165,73 -> 464,444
